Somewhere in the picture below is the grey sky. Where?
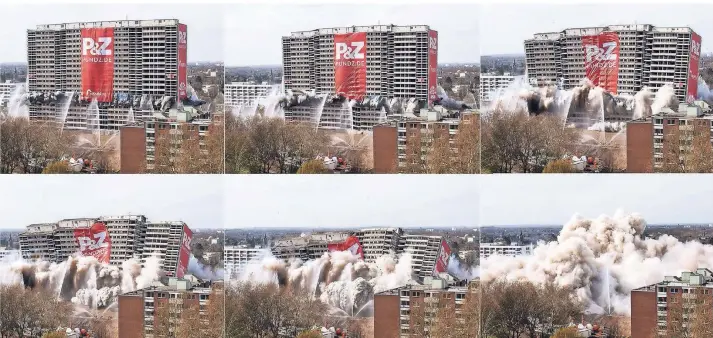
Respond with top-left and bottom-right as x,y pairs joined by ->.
0,3 -> 223,62
481,4 -> 713,55
224,4 -> 480,66
481,175 -> 713,226
0,175 -> 223,230
225,175 -> 479,229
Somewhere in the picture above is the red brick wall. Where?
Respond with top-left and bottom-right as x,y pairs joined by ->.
631,290 -> 657,338
373,294 -> 400,338
626,122 -> 654,173
119,126 -> 147,173
118,295 -> 144,338
373,125 -> 398,173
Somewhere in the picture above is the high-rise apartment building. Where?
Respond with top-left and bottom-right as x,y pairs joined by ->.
626,101 -> 713,173
19,214 -> 192,277
524,25 -> 701,104
631,269 -> 713,338
374,278 -> 477,337
26,19 -> 188,130
355,228 -> 403,263
118,278 -> 221,338
282,25 -> 439,104
266,228 -> 452,280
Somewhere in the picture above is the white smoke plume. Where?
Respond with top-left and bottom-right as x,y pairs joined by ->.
236,250 -> 416,316
698,77 -> 713,104
0,254 -> 164,309
480,210 -> 713,315
187,255 -> 224,281
447,255 -> 479,280
488,77 -> 680,127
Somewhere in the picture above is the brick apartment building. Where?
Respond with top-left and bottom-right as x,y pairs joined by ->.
118,277 -> 222,338
631,269 -> 713,338
626,101 -> 713,172
119,107 -> 220,173
373,109 -> 478,173
374,277 -> 478,337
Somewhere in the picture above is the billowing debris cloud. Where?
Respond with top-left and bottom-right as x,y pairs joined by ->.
236,250 -> 415,316
0,254 -> 163,309
488,77 -> 679,129
481,210 -> 713,314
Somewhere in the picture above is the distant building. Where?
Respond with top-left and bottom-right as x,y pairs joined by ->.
479,75 -> 515,109
626,101 -> 713,173
0,81 -> 16,107
524,24 -> 701,104
479,242 -> 533,259
223,246 -> 264,278
372,109 -> 479,173
631,268 -> 713,338
0,248 -> 19,260
374,277 -> 477,337
19,215 -> 192,277
118,278 -> 222,338
224,82 -> 280,110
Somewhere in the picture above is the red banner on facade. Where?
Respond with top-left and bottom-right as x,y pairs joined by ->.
80,28 -> 114,102
73,222 -> 111,264
428,30 -> 439,105
176,224 -> 193,278
582,31 -> 620,94
178,24 -> 188,100
433,240 -> 451,275
334,32 -> 367,100
327,236 -> 364,259
687,32 -> 702,104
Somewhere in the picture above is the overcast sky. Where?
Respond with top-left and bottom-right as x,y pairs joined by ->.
225,175 -> 479,229
481,4 -> 713,56
0,4 -> 223,63
224,4 -> 479,66
481,175 -> 713,226
0,176 -> 223,230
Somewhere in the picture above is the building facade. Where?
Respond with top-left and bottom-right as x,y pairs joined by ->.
119,108 -> 218,173
374,278 -> 478,337
224,82 -> 280,110
0,81 -> 16,108
223,246 -> 264,278
626,102 -> 713,173
525,25 -> 701,103
373,109 -> 479,173
26,19 -> 188,130
631,269 -> 713,338
282,25 -> 438,103
118,278 -> 221,338
19,214 -> 191,276
479,75 -> 515,109
479,242 -> 534,260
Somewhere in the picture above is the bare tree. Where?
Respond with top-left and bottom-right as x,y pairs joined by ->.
0,284 -> 73,338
